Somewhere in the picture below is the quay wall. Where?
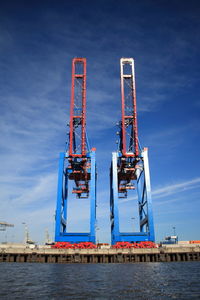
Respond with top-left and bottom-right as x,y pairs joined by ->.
0,246 -> 200,263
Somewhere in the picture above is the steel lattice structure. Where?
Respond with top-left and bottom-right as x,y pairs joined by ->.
110,58 -> 155,244
55,58 -> 96,243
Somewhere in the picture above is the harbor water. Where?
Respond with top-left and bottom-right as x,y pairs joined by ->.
0,262 -> 200,299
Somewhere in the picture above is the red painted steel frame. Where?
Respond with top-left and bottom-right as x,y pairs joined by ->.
69,58 -> 87,157
120,59 -> 139,157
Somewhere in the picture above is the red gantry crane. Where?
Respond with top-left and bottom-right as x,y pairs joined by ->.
110,58 -> 155,244
55,58 -> 96,243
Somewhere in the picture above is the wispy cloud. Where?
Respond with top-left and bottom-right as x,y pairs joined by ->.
120,177 -> 200,204
11,173 -> 57,207
153,177 -> 200,199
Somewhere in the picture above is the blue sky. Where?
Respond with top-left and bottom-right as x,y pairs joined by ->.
0,0 -> 200,244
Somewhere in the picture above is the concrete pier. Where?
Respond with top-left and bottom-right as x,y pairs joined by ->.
0,245 -> 200,263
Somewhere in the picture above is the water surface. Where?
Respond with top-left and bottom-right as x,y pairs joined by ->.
0,262 -> 200,299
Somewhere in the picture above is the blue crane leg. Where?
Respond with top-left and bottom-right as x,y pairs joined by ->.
142,148 -> 155,241
55,152 -> 65,240
89,150 -> 96,243
111,152 -> 120,244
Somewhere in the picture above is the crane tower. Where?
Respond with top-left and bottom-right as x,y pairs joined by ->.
110,58 -> 155,244
55,58 -> 96,243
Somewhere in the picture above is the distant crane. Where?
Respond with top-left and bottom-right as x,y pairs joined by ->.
0,221 -> 14,231
22,222 -> 34,244
110,58 -> 155,244
45,229 -> 52,245
55,58 -> 97,243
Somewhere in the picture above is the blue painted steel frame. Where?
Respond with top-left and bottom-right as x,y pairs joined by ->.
55,150 -> 96,243
110,149 -> 155,245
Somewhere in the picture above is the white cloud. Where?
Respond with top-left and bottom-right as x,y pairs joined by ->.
119,177 -> 200,204
11,172 -> 57,206
153,177 -> 200,200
